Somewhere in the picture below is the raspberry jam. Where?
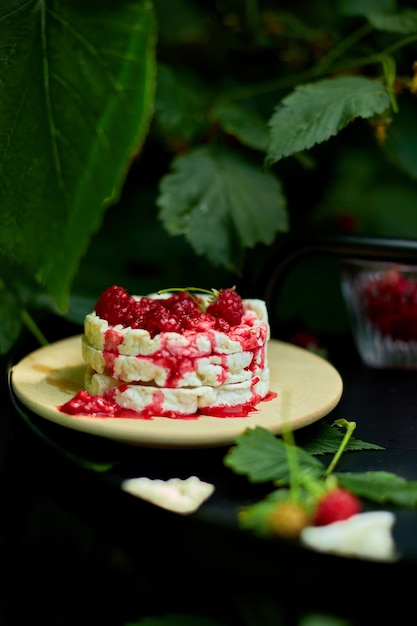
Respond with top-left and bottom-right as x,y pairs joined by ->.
59,388 -> 277,419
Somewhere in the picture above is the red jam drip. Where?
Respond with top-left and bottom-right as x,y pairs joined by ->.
59,390 -> 145,419
58,388 -> 277,420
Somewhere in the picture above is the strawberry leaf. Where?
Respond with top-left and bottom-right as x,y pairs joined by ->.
157,145 -> 288,272
336,471 -> 417,508
224,426 -> 325,484
266,76 -> 391,165
0,0 -> 156,310
297,421 -> 385,455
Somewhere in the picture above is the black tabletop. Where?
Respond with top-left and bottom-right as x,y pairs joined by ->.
4,323 -> 417,624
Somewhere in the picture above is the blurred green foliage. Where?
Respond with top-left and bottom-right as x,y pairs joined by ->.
2,0 -> 417,352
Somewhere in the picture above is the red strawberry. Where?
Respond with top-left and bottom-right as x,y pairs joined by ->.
314,487 -> 361,526
206,287 -> 244,326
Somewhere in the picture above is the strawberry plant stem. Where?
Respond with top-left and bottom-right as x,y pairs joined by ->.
325,419 -> 357,477
281,421 -> 302,502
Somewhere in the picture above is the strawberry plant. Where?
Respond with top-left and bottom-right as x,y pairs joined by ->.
3,0 -> 417,354
224,420 -> 417,548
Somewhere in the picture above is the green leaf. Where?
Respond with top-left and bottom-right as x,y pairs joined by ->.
157,145 -> 288,272
224,426 -> 325,484
367,9 -> 417,33
211,103 -> 269,151
298,421 -> 385,455
336,471 -> 417,508
0,0 -> 156,310
266,76 -> 391,165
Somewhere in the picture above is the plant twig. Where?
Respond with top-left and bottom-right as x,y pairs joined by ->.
21,309 -> 49,347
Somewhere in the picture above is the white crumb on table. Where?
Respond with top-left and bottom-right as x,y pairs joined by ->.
121,475 -> 215,514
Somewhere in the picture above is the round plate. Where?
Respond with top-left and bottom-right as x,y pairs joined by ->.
10,335 -> 343,448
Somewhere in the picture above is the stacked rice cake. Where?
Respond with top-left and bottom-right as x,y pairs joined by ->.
82,296 -> 270,417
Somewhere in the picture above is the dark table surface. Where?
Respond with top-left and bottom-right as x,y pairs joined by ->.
3,320 -> 417,625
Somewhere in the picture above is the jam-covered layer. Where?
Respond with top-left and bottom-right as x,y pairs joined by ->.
59,387 -> 277,419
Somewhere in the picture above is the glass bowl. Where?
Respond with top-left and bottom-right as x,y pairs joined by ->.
341,259 -> 417,369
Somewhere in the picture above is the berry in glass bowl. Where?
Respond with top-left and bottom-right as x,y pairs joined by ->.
341,260 -> 417,369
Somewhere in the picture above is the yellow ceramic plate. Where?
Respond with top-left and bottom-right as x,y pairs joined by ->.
11,335 -> 343,448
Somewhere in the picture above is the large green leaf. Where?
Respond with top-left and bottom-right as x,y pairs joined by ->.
157,145 -> 288,272
0,0 -> 156,310
266,76 -> 391,165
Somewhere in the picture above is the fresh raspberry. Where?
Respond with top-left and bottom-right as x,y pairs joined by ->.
314,488 -> 361,526
165,292 -> 202,320
268,501 -> 312,539
94,286 -> 244,335
213,317 -> 231,332
94,285 -> 133,326
131,299 -> 181,336
363,269 -> 417,341
206,288 -> 244,326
